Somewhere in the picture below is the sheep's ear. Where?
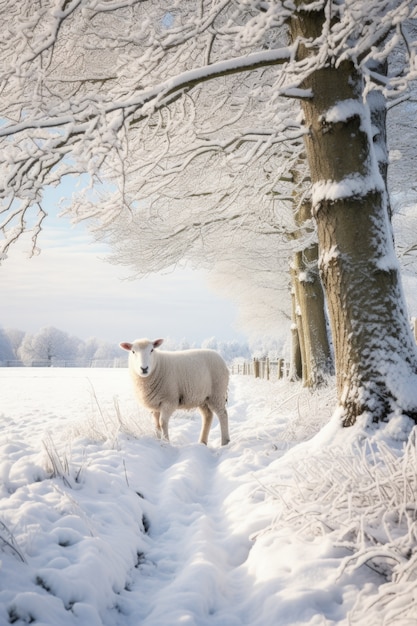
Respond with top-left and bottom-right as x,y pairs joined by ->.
153,339 -> 164,348
120,342 -> 133,351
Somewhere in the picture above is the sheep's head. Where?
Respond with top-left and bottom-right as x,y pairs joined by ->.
120,338 -> 164,377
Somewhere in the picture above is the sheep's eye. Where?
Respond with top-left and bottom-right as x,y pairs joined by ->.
150,348 -> 154,353
132,349 -> 135,354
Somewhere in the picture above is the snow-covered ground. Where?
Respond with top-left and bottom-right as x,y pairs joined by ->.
0,367 -> 416,625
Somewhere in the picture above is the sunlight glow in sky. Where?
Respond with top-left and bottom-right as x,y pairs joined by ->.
1,185 -> 245,345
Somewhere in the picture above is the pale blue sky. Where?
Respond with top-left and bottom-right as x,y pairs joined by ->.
0,184 -> 245,345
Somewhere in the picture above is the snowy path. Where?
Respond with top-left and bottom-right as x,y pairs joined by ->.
0,368 -> 390,625
118,444 -> 250,625
109,375 -> 292,626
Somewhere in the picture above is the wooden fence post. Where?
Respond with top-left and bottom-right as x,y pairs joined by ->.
232,358 -> 289,379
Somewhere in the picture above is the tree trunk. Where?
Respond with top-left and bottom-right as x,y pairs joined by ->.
292,243 -> 333,387
289,282 -> 303,381
291,197 -> 333,387
291,6 -> 417,426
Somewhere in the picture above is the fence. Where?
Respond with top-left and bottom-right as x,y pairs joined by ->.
231,358 -> 289,381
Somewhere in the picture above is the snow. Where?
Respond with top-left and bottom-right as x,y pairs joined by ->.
319,100 -> 364,125
0,367 -> 416,625
311,174 -> 383,208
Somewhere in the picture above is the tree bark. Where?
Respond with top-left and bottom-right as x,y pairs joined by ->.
291,6 -> 417,426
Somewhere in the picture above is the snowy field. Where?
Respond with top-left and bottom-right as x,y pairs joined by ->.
0,368 -> 416,625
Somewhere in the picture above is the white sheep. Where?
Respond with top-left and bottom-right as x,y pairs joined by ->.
120,338 -> 230,445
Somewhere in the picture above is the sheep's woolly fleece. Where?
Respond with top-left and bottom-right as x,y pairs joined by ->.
0,367 -> 416,625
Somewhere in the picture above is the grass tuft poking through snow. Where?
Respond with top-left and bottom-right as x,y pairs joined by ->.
260,426 -> 417,625
0,521 -> 26,564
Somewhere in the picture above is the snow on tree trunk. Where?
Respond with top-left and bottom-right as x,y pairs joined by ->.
291,7 -> 417,426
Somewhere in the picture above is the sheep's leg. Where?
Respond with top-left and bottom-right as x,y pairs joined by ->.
158,408 -> 173,442
215,406 -> 230,446
198,404 -> 214,445
152,411 -> 162,439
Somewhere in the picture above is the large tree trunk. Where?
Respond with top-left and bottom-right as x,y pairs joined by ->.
291,6 -> 417,426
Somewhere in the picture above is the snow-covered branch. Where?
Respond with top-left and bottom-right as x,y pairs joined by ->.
0,0 -> 416,262
0,48 -> 296,142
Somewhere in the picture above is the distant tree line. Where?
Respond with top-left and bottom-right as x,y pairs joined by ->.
0,326 -> 252,367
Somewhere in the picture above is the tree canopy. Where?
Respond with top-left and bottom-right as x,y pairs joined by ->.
1,1 -> 417,427
1,1 -> 415,256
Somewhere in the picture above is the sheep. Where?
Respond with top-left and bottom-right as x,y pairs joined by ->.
120,338 -> 230,446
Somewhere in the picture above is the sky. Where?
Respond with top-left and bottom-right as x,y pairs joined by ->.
3,184 -> 417,350
0,185 -> 247,346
